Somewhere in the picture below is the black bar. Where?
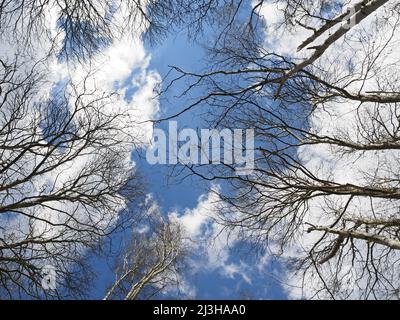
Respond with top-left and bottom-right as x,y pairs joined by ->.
0,300 -> 391,319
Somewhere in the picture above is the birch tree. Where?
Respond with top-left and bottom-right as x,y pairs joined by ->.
104,214 -> 187,300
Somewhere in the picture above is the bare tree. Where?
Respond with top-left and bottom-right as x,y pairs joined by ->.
104,211 -> 188,300
0,0 -> 204,299
0,0 -> 253,61
161,0 -> 400,299
0,0 -> 174,60
0,55 -> 146,298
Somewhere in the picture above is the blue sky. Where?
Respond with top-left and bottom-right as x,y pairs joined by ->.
87,24 -> 287,300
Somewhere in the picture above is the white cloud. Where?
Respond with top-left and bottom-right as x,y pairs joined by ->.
169,187 -> 253,289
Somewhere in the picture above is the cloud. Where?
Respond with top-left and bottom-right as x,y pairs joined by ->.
169,191 -> 217,239
169,187 -> 254,290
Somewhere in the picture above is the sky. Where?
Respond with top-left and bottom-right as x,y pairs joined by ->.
2,0 -> 394,300
0,0 -> 288,300
88,0 -> 399,300
88,24 -> 287,300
